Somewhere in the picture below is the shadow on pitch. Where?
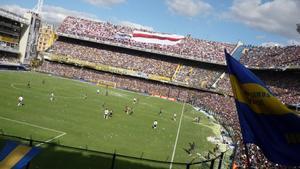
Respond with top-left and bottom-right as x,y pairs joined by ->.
29,144 -> 174,169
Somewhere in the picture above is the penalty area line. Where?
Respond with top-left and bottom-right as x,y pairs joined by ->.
0,115 -> 66,147
169,102 -> 186,169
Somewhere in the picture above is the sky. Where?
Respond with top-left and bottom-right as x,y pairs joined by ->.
1,0 -> 300,46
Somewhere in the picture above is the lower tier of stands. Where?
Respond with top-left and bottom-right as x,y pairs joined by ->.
48,40 -> 224,90
0,51 -> 20,65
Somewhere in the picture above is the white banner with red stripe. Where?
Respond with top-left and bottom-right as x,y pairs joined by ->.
132,30 -> 184,45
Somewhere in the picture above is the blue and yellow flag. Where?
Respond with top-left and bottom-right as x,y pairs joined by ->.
0,141 -> 40,169
225,50 -> 300,166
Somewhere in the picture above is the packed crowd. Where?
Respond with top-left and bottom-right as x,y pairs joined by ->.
261,73 -> 300,105
51,41 -> 178,78
173,65 -> 222,88
36,60 -> 297,168
57,16 -> 300,68
215,73 -> 300,105
37,60 -> 188,99
240,45 -> 300,68
0,52 -> 19,64
49,40 -> 224,89
57,16 -> 235,63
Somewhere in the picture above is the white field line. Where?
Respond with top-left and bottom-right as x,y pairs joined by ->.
0,116 -> 66,147
35,132 -> 66,147
169,102 -> 186,169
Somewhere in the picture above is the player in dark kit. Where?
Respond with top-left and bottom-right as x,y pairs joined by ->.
109,110 -> 113,118
27,81 -> 31,88
159,108 -> 163,116
124,106 -> 129,114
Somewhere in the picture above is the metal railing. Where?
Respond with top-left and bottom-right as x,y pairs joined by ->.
0,133 -> 228,169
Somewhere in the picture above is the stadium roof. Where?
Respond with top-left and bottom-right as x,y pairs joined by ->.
0,8 -> 28,25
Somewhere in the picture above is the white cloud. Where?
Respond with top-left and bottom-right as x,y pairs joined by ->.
287,39 -> 300,46
227,0 -> 300,39
255,35 -> 265,40
0,4 -> 28,17
84,0 -> 126,7
42,5 -> 98,24
0,4 -> 98,25
260,39 -> 300,47
166,0 -> 212,17
119,21 -> 154,31
1,4 -> 153,33
261,42 -> 283,47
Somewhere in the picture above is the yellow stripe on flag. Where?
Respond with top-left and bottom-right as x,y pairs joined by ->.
0,145 -> 31,169
230,75 -> 295,115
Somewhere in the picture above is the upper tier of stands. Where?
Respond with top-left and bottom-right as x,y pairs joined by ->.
56,16 -> 300,69
57,16 -> 236,64
240,45 -> 300,68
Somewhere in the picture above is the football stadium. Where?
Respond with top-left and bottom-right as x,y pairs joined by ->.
0,1 -> 300,169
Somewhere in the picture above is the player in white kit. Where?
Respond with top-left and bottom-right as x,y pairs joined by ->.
152,120 -> 158,129
104,108 -> 109,119
50,92 -> 55,101
17,96 -> 24,106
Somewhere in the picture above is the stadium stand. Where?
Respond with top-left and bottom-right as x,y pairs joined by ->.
0,10 -> 22,65
215,72 -> 300,105
173,65 -> 222,88
56,16 -> 235,64
0,15 -> 21,52
46,37 -> 225,90
240,45 -> 300,68
50,40 -> 178,78
0,51 -> 20,64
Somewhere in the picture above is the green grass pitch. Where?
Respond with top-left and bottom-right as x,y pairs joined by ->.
0,71 -> 223,169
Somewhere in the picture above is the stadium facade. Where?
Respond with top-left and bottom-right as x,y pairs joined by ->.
0,8 -> 40,65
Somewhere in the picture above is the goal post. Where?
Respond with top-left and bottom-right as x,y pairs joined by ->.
97,80 -> 116,88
